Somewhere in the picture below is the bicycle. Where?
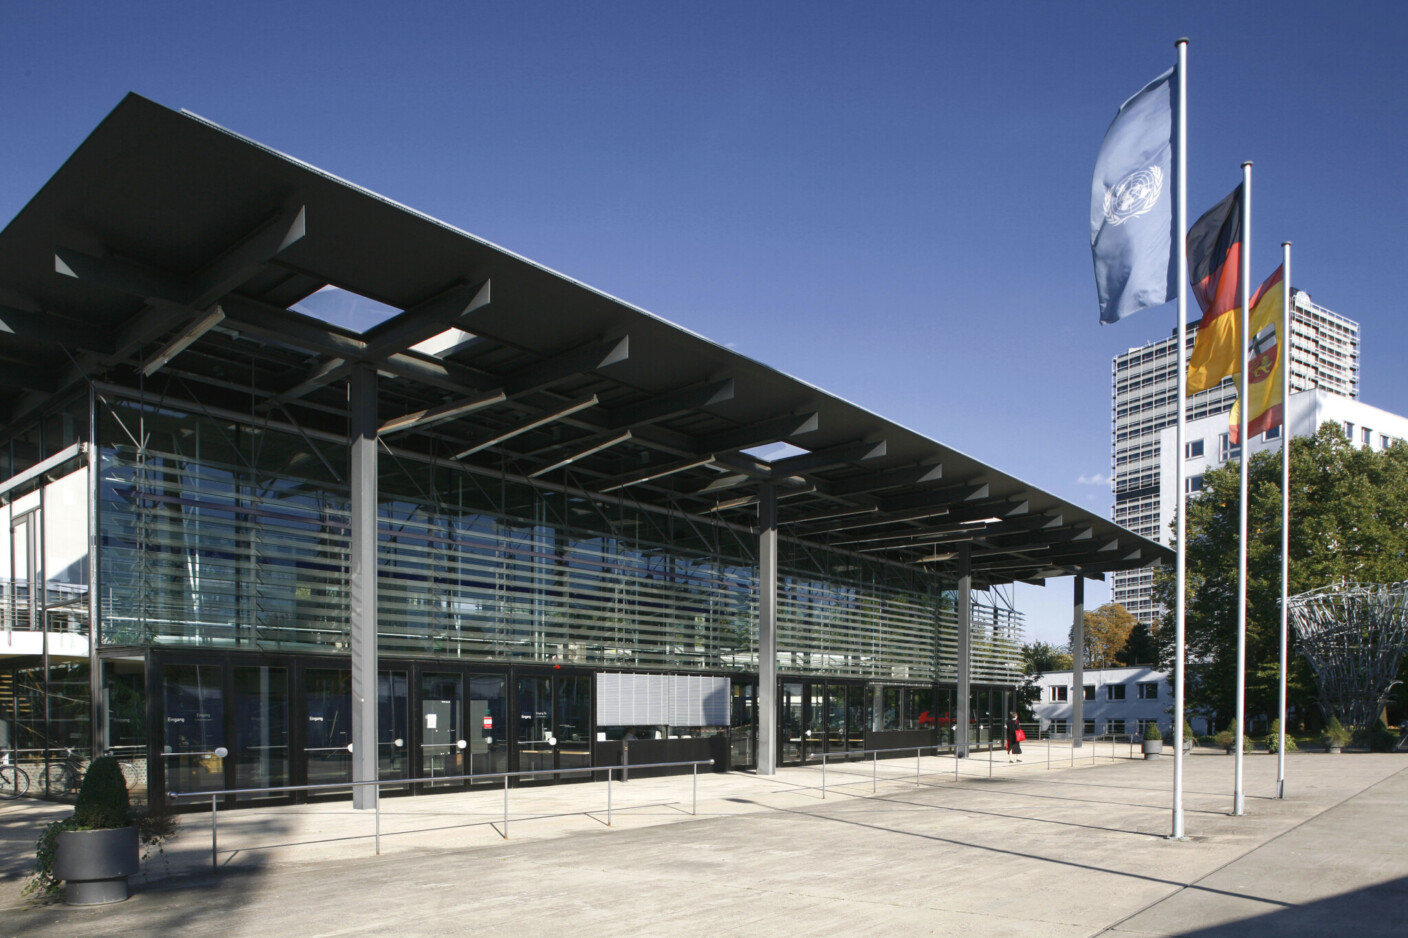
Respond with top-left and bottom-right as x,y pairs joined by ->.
41,749 -> 85,797
0,754 -> 30,799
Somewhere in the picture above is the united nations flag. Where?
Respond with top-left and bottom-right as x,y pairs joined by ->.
1091,68 -> 1177,324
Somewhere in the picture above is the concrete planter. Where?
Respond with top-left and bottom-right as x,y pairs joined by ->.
53,826 -> 140,905
1141,740 -> 1163,760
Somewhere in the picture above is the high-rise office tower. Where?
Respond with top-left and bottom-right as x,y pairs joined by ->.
1109,290 -> 1360,623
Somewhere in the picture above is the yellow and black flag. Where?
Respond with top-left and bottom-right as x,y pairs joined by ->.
1228,265 -> 1286,443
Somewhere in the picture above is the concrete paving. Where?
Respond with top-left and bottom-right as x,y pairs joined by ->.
1,744 -> 1404,936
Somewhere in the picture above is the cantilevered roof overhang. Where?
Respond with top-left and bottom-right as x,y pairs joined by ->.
0,93 -> 1171,589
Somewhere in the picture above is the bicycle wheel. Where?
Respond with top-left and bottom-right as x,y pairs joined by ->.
41,763 -> 76,796
0,765 -> 29,799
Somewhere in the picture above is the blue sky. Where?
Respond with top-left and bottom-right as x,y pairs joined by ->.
3,2 -> 1406,645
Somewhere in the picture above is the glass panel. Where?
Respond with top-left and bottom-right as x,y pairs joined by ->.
780,682 -> 803,764
11,516 -> 31,631
379,671 -> 409,781
826,685 -> 846,754
468,673 -> 506,779
846,685 -> 865,753
907,687 -> 933,733
729,681 -> 754,768
232,666 -> 288,800
305,669 -> 352,789
162,664 -> 224,794
105,659 -> 148,799
883,687 -> 903,731
517,676 -> 552,777
421,672 -> 464,787
556,675 -> 591,773
804,684 -> 824,762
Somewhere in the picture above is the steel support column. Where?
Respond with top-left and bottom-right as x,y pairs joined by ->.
955,545 -> 971,758
1072,576 -> 1085,748
349,363 -> 378,810
756,484 -> 778,775
88,383 -> 104,757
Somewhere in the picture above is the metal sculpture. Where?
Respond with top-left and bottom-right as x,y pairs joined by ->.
1288,581 -> 1408,727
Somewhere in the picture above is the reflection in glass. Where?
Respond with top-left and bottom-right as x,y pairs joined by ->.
232,666 -> 288,799
162,664 -> 224,794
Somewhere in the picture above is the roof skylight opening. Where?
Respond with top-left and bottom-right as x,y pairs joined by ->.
411,327 -> 477,358
292,285 -> 401,333
741,441 -> 810,462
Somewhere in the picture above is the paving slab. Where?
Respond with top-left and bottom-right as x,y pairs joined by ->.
1,747 -> 1403,937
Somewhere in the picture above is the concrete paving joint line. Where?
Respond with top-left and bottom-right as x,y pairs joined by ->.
1089,761 -> 1408,938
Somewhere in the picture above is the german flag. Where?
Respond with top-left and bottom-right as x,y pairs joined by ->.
1185,185 -> 1243,395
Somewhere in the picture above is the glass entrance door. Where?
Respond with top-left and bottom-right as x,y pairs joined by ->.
515,672 -> 593,783
161,663 -> 225,795
780,682 -> 804,764
846,685 -> 866,755
420,672 -> 464,789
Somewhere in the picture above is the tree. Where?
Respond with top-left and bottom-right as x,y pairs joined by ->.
1120,620 -> 1160,666
1153,423 -> 1408,729
1072,603 -> 1138,667
1021,641 -> 1073,674
1015,640 -> 1073,719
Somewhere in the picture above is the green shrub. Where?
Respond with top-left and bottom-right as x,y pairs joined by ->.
1143,723 -> 1162,741
73,756 -> 131,830
1265,719 -> 1298,753
1323,717 -> 1352,749
1184,721 -> 1197,744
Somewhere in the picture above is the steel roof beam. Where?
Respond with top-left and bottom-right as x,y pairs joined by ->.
820,461 -> 944,497
451,393 -> 600,461
498,334 -> 629,397
700,411 -> 819,454
361,279 -> 490,361
770,438 -> 886,476
604,377 -> 734,428
0,302 -> 115,351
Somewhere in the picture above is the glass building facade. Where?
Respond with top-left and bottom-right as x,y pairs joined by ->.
1,389 -> 1026,805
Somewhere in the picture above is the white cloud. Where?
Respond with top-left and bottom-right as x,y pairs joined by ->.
1076,472 -> 1109,486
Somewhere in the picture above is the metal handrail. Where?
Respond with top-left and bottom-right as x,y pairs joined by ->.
816,743 -> 959,797
169,758 -> 715,871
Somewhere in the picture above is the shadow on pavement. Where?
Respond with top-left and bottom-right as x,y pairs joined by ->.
1172,875 -> 1408,938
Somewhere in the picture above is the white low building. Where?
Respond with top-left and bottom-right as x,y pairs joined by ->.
1029,666 -> 1208,738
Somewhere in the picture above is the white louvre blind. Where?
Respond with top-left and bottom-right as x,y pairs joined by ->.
597,673 -> 728,726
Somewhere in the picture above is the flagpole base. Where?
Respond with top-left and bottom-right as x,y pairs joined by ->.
1233,793 -> 1245,816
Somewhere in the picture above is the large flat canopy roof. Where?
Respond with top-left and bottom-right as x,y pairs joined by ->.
0,93 -> 1170,589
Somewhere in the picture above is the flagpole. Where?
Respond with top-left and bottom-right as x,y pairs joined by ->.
1277,240 -> 1291,799
1233,162 -> 1251,817
1171,36 -> 1189,840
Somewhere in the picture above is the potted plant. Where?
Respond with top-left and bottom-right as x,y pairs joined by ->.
1214,725 -> 1236,753
1265,719 -> 1298,754
1323,717 -> 1351,754
27,756 -> 149,905
1141,724 -> 1163,759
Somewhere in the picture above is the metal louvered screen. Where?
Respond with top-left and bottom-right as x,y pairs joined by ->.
596,673 -> 728,725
